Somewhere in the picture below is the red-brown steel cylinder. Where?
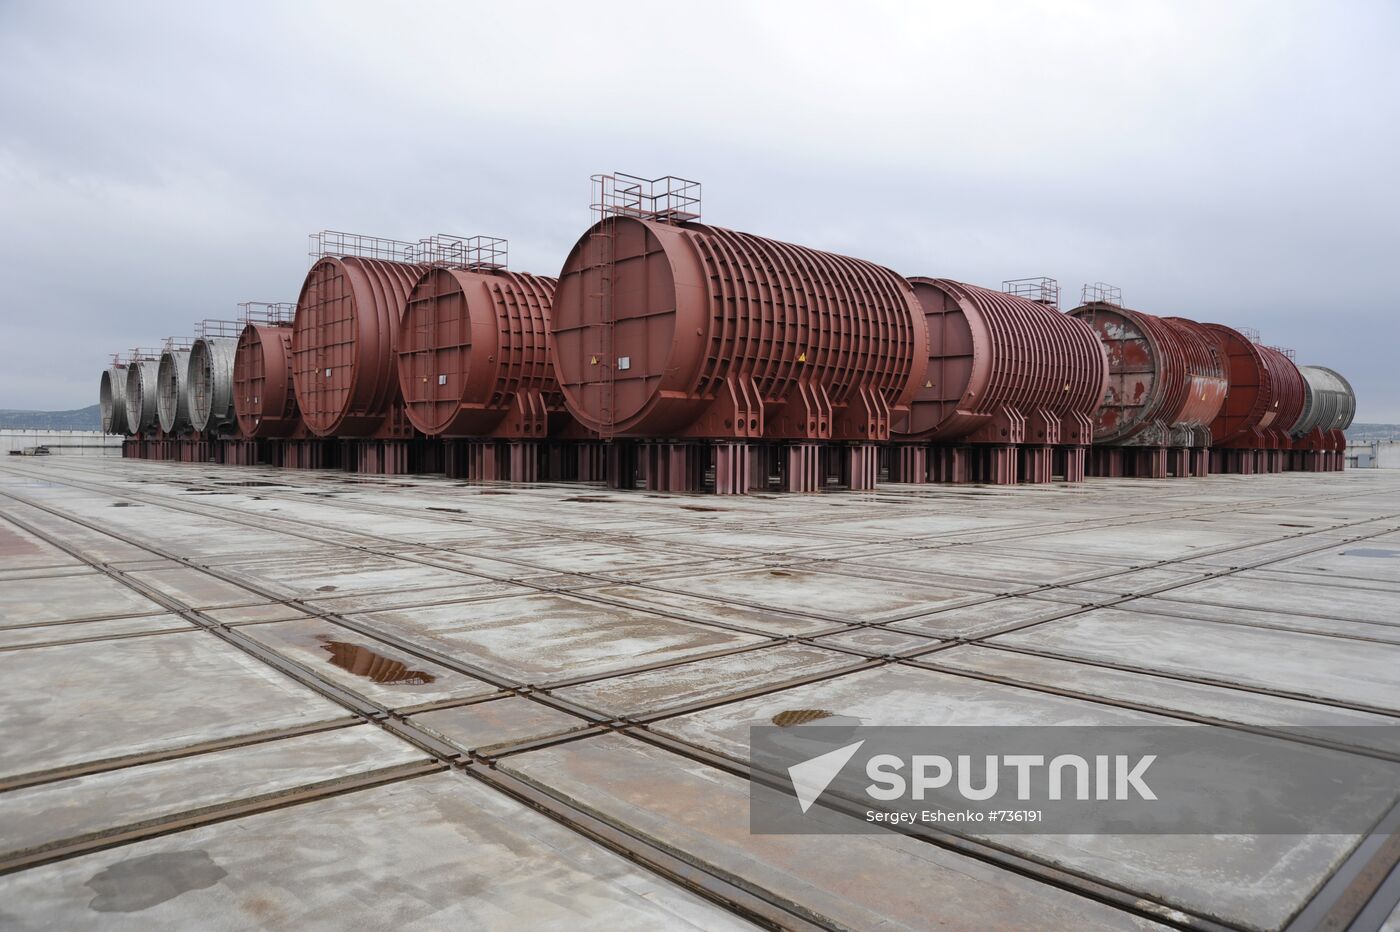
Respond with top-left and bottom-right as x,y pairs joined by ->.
233,323 -> 300,438
551,218 -> 927,441
1069,303 -> 1227,445
396,268 -> 562,437
1196,323 -> 1296,447
1257,344 -> 1306,439
1160,316 -> 1230,434
895,279 -> 1108,445
291,256 -> 426,437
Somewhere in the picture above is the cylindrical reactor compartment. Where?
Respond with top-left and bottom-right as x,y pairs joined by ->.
551,218 -> 926,441
234,323 -> 301,438
396,268 -> 562,437
189,337 -> 238,435
291,256 -> 426,437
1068,303 -> 1227,445
1196,323 -> 1272,445
1292,366 -> 1356,438
895,279 -> 1108,444
124,359 -> 160,434
99,365 -> 130,435
1256,344 -> 1305,439
1197,323 -> 1305,446
156,349 -> 193,434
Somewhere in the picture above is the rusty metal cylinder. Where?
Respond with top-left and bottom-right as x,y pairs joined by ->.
189,337 -> 238,435
1292,366 -> 1356,437
895,279 -> 1108,445
124,359 -> 160,434
1069,304 -> 1228,445
234,323 -> 300,438
291,256 -> 426,437
552,218 -> 926,441
1257,345 -> 1306,438
396,268 -> 561,437
1198,324 -> 1305,446
99,364 -> 130,435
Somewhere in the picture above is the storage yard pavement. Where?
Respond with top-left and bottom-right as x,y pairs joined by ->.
2,457 -> 1400,930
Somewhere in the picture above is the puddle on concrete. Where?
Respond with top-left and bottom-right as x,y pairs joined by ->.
681,504 -> 726,513
1342,548 -> 1400,558
86,850 -> 226,912
772,709 -> 834,727
564,496 -> 611,503
768,570 -> 795,577
317,637 -> 437,685
215,481 -> 286,488
109,502 -> 137,508
315,585 -> 338,592
426,506 -> 463,513
1278,523 -> 1315,528
477,489 -> 514,495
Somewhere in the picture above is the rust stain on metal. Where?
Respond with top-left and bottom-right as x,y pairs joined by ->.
1070,303 -> 1228,445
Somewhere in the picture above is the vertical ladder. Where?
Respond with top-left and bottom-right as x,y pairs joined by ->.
589,212 -> 617,439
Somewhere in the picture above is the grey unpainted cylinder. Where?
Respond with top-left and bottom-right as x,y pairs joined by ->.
124,360 -> 160,433
157,349 -> 193,434
1291,365 -> 1356,437
189,336 -> 238,434
99,365 -> 130,434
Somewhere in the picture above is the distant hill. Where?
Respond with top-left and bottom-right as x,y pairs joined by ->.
0,404 -> 103,431
1347,423 -> 1400,442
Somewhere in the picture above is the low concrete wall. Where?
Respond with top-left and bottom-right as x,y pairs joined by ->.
1,429 -> 123,457
1347,440 -> 1400,469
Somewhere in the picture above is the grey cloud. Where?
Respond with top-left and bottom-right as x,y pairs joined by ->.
1,0 -> 1396,417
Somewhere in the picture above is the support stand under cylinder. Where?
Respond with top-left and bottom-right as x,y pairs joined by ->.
887,445 -> 928,484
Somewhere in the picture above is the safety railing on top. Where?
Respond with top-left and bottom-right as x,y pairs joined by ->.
410,234 -> 508,271
309,231 -> 421,264
195,319 -> 246,339
310,230 -> 508,272
1081,282 -> 1123,306
591,173 -> 701,224
238,302 -> 296,326
1003,277 -> 1061,308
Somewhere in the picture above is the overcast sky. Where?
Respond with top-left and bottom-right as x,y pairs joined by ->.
2,1 -> 1397,418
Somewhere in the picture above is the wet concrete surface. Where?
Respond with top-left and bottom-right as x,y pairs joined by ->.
0,774 -> 751,930
2,457 -> 1400,929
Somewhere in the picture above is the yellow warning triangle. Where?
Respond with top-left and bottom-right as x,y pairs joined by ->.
797,352 -> 807,363
590,355 -> 599,365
